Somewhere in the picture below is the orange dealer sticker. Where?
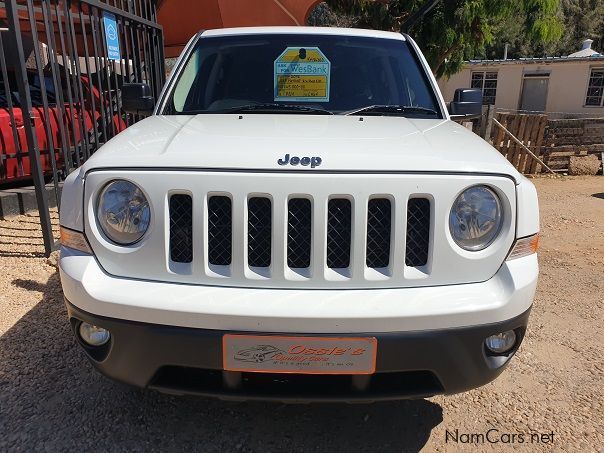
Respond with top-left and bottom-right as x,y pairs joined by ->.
223,335 -> 377,375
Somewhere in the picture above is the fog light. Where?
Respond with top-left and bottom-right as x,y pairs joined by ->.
79,322 -> 110,346
485,330 -> 517,354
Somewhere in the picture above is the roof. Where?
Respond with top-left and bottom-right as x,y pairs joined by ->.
467,55 -> 604,65
202,26 -> 406,41
469,39 -> 603,65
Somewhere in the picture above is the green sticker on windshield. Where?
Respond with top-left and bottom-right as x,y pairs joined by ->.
274,47 -> 330,102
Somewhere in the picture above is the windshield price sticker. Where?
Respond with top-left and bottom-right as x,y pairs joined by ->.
274,47 -> 331,102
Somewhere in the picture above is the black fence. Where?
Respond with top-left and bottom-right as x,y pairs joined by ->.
0,0 -> 164,255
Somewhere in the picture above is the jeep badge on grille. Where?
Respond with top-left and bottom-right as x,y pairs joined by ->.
277,154 -> 322,168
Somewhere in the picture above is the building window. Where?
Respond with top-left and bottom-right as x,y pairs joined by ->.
585,68 -> 604,106
471,71 -> 498,105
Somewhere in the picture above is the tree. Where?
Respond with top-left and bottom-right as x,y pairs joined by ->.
310,0 -> 563,77
550,0 -> 604,54
485,0 -> 604,58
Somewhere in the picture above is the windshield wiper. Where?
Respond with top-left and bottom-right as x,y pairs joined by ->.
342,104 -> 439,117
206,103 -> 334,115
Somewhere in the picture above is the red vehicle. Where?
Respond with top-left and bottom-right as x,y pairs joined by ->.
0,70 -> 125,185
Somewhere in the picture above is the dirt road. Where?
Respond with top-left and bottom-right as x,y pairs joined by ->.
0,176 -> 602,452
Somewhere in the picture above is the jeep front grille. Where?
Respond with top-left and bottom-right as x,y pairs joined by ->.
168,194 -> 431,273
88,171 -> 517,289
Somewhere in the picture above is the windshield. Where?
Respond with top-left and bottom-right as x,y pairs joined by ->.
163,34 -> 442,118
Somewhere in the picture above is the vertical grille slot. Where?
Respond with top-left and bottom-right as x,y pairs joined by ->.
366,198 -> 392,268
248,197 -> 272,267
287,198 -> 312,268
169,194 -> 193,263
207,196 -> 232,266
327,199 -> 352,269
406,198 -> 430,267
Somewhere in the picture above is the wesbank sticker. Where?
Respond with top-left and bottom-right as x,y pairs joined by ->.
274,47 -> 331,102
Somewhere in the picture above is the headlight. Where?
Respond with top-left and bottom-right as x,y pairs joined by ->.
449,185 -> 502,251
97,180 -> 150,245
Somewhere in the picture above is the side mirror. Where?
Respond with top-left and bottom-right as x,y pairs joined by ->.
121,83 -> 154,115
449,88 -> 482,119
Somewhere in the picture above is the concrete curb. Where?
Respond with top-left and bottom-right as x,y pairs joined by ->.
0,183 -> 62,219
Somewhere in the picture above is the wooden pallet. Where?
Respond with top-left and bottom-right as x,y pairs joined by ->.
490,114 -> 604,173
491,113 -> 548,174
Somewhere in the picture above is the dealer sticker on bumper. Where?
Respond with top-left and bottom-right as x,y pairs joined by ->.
223,335 -> 377,374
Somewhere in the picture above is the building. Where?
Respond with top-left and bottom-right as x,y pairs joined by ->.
438,40 -> 604,115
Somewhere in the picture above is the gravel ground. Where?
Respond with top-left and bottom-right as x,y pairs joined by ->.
0,176 -> 602,452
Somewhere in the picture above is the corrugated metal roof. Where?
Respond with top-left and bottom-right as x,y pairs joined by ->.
468,55 -> 604,65
469,39 -> 603,64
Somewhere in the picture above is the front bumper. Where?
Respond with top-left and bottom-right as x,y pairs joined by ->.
60,249 -> 537,401
59,248 -> 538,333
66,300 -> 530,402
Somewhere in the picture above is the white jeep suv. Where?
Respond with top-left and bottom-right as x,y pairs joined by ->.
58,27 -> 539,401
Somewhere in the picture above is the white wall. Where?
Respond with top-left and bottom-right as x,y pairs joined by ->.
438,60 -> 604,114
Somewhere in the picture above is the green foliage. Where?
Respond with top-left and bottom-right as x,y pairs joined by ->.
315,0 -> 563,77
485,0 -> 603,59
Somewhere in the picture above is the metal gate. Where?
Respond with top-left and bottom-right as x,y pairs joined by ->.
0,0 -> 164,255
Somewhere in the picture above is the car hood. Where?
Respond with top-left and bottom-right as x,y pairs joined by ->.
84,114 -> 520,181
